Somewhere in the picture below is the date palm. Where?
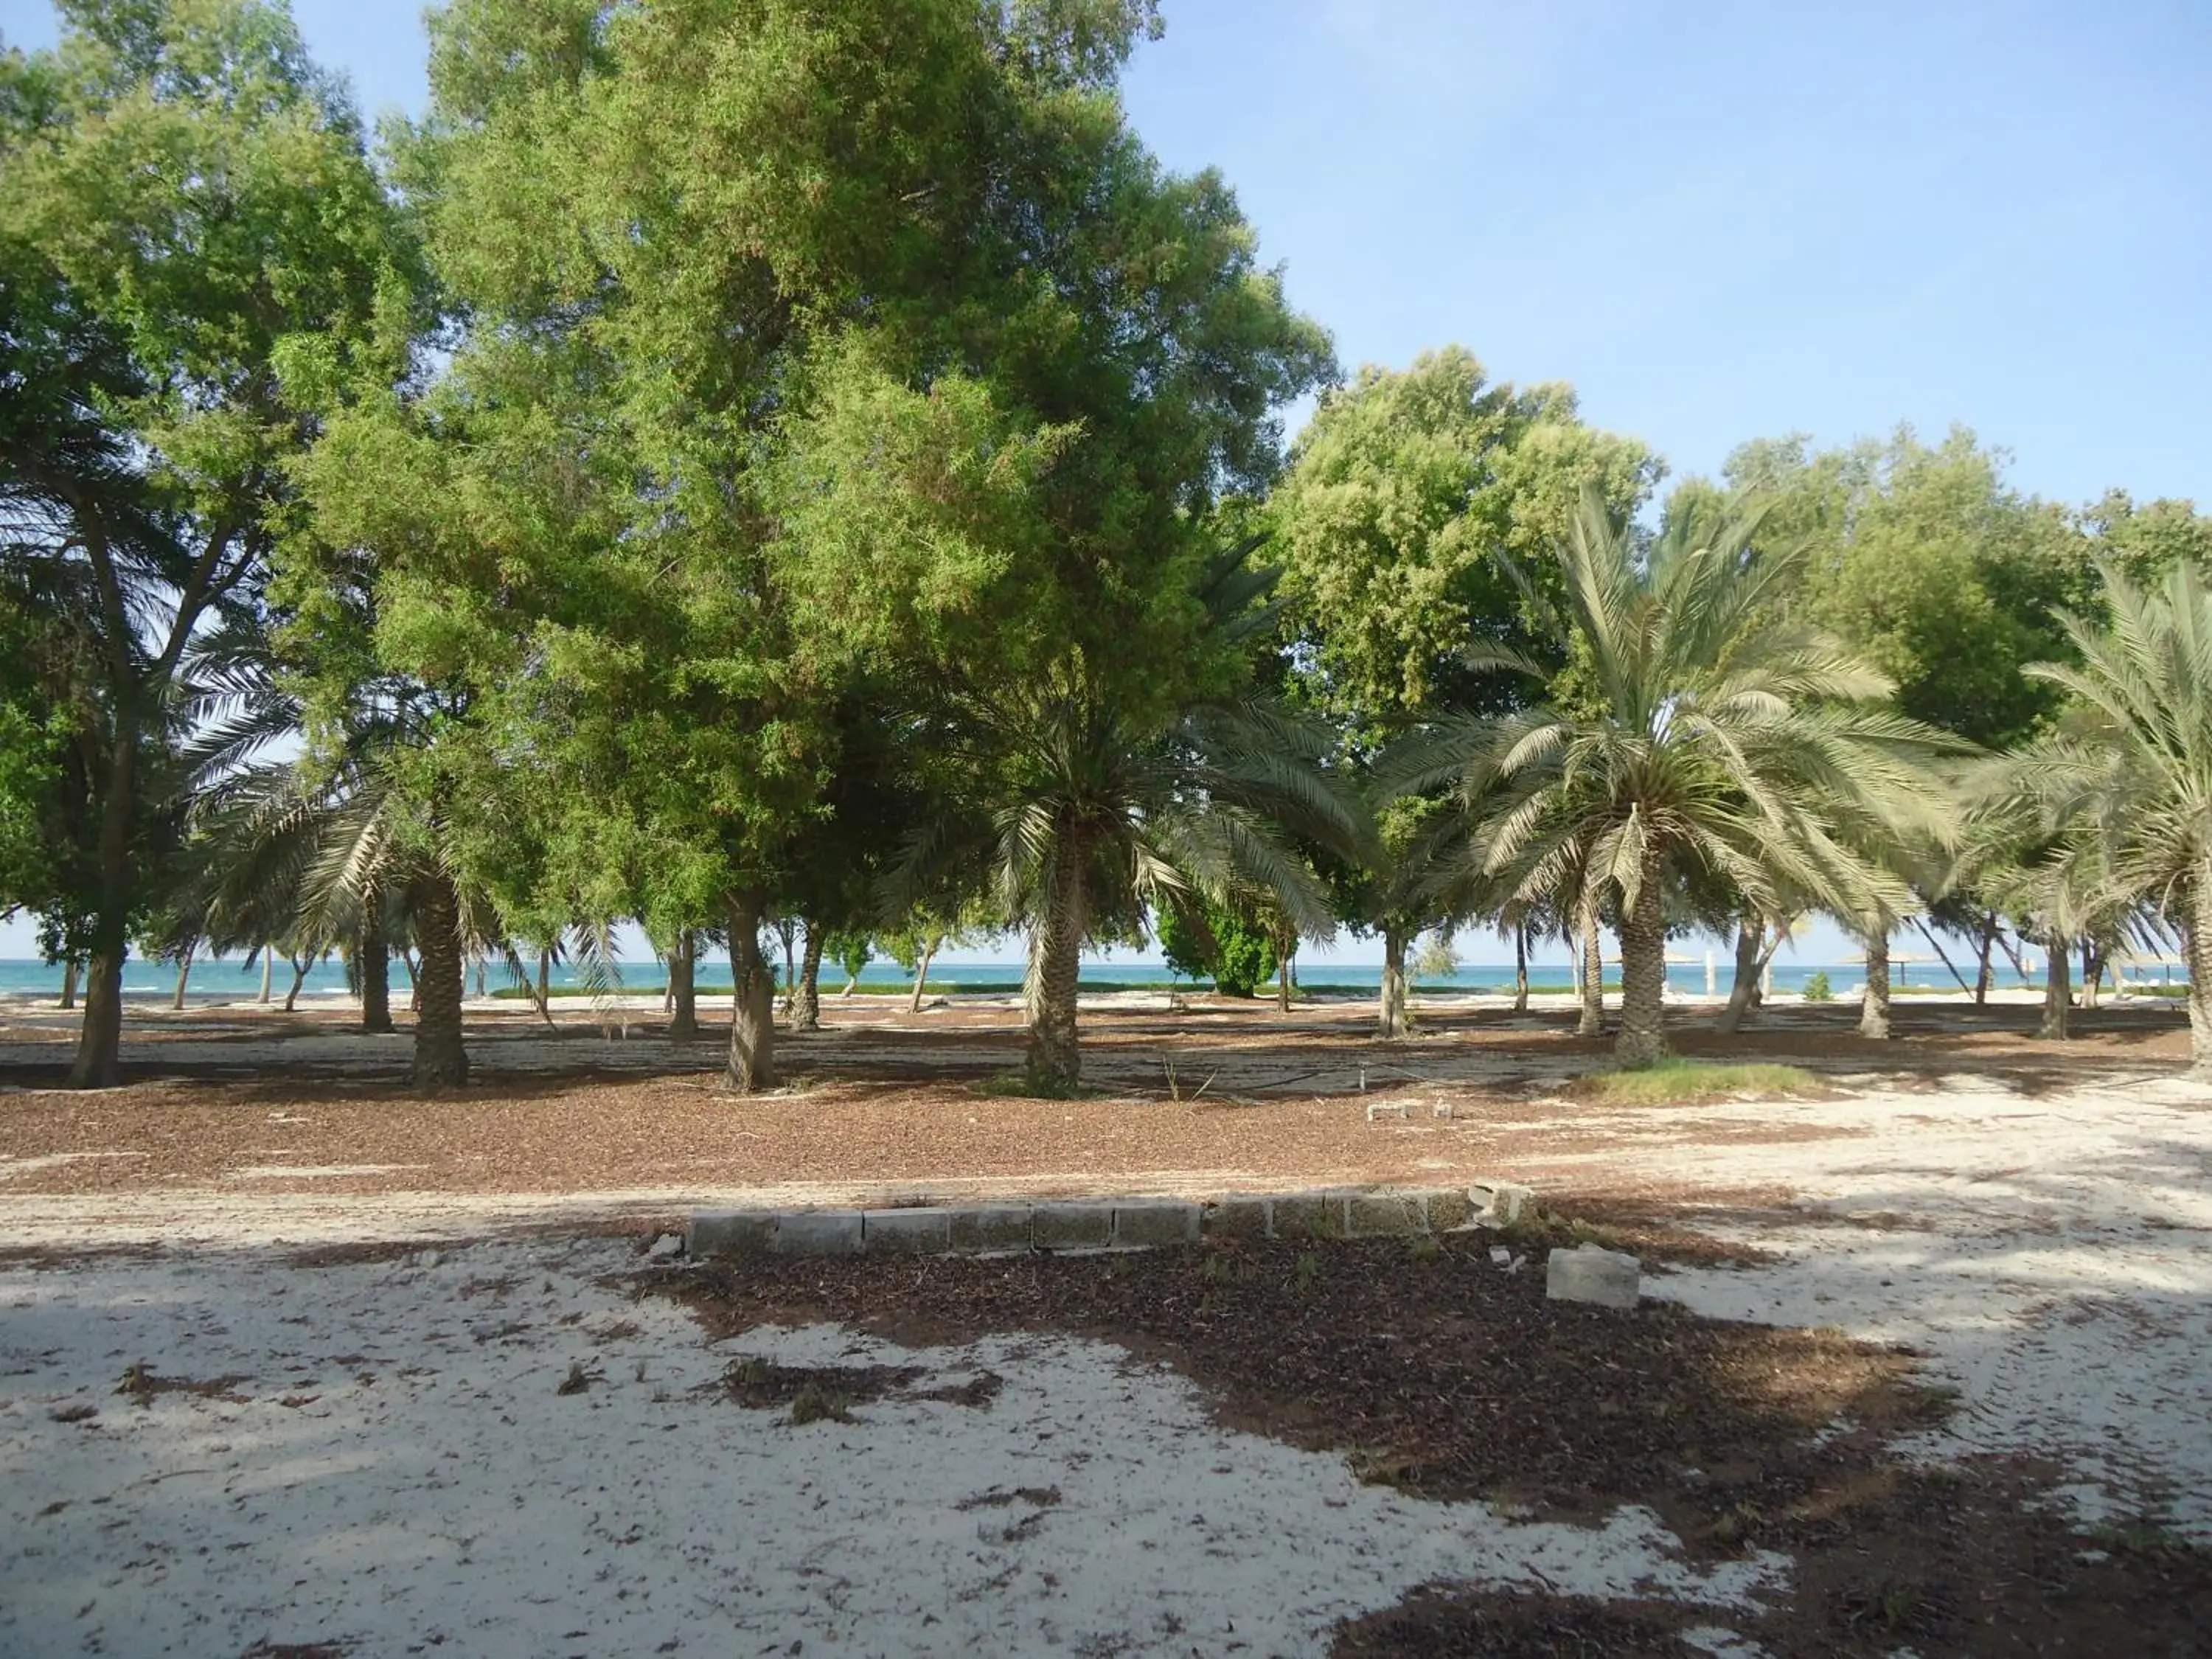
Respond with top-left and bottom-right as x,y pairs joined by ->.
1396,489 -> 1952,1065
1977,560 -> 2212,1071
904,541 -> 1374,1091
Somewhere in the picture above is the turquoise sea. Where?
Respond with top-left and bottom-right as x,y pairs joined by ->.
0,954 -> 2048,1001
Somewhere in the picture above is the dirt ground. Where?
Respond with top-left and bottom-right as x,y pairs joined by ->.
3,988 -> 2209,1656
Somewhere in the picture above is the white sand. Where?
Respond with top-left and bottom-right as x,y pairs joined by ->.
0,1236 -> 1781,1658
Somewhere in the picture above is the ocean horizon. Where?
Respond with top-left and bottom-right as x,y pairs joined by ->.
0,953 -> 2055,1001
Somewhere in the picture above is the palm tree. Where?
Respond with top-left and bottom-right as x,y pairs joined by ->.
1395,489 -> 1952,1065
1975,560 -> 2212,1068
904,544 -> 1374,1091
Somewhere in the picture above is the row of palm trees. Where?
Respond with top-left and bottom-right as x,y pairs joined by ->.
128,491 -> 2212,1089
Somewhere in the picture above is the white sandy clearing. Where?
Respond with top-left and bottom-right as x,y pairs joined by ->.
1606,1070 -> 2212,1542
0,1235 -> 1781,1659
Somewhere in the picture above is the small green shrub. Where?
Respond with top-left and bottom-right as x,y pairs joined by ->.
1802,971 -> 1832,1002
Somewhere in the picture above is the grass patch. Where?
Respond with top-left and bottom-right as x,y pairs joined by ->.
1575,1056 -> 1826,1106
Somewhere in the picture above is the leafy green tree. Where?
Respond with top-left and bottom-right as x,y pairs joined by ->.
1397,490 -> 1952,1065
1155,897 -> 1277,997
1,0 -> 407,1085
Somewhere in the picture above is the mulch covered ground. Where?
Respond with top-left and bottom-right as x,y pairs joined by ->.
655,1216 -> 2212,1658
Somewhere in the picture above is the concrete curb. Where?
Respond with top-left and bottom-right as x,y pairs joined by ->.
686,1181 -> 1534,1261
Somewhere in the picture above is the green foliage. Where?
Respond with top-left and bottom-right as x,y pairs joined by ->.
1802,971 -> 1833,1002
1582,1058 -> 1824,1103
1726,427 -> 2087,751
1156,897 -> 1279,995
1271,347 -> 1658,726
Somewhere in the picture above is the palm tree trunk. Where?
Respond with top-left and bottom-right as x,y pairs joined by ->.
778,921 -> 798,1017
259,949 -> 274,1004
411,872 -> 469,1088
402,947 -> 420,1012
1277,951 -> 1293,1012
1974,911 -> 1997,1006
1576,898 -> 1604,1037
535,948 -> 552,1016
668,929 -> 698,1040
1377,923 -> 1409,1038
907,936 -> 939,1015
170,939 -> 195,1011
2080,939 -> 2104,1010
1615,876 -> 1666,1065
360,890 -> 394,1034
1026,832 -> 1088,1091
58,957 -> 79,1011
1513,922 -> 1528,1012
1860,930 -> 1892,1039
723,888 -> 776,1092
2038,931 -> 2071,1041
2185,886 -> 2212,1077
1718,916 -> 1762,1034
793,922 -> 824,1032
284,954 -> 310,1013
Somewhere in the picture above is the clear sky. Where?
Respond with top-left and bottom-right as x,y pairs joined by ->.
4,0 -> 2205,966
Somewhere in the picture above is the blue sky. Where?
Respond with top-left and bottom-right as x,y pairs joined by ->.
4,0 -> 2205,966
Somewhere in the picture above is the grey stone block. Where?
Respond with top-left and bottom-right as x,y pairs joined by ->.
1345,1189 -> 1429,1237
1030,1201 -> 1115,1251
686,1210 -> 776,1259
1470,1180 -> 1537,1225
1269,1191 -> 1343,1240
1113,1198 -> 1201,1248
1545,1243 -> 1641,1310
1204,1194 -> 1271,1240
772,1210 -> 864,1256
862,1208 -> 951,1255
947,1206 -> 1035,1253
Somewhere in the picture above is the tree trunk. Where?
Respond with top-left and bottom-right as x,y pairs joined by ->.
1614,874 -> 1666,1065
170,939 -> 195,1011
535,947 -> 552,1015
667,929 -> 698,1040
1377,923 -> 1409,1038
1513,922 -> 1529,1013
401,948 -> 420,1012
1576,898 -> 1604,1037
794,922 -> 824,1032
360,890 -> 394,1034
67,723 -> 139,1089
723,888 -> 776,1092
58,957 -> 80,1011
284,955 -> 310,1013
777,921 -> 798,1017
1860,930 -> 1892,1040
1718,916 -> 1763,1035
907,936 -> 939,1015
69,947 -> 125,1088
258,948 -> 273,1004
2185,887 -> 2212,1077
1974,911 -> 1997,1006
1276,950 -> 1293,1012
411,872 -> 469,1088
2038,932 -> 2071,1041
1026,831 -> 1088,1091
2080,939 -> 2104,1010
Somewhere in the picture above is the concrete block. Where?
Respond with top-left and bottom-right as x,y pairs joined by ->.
1365,1100 -> 1409,1122
1030,1201 -> 1115,1251
862,1208 -> 951,1255
686,1210 -> 776,1259
947,1206 -> 1035,1253
1269,1190 -> 1344,1240
1203,1194 -> 1272,1240
1545,1243 -> 1641,1310
1113,1199 -> 1201,1248
772,1210 -> 864,1256
1345,1189 -> 1429,1237
1423,1188 -> 1476,1232
1470,1180 -> 1537,1225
